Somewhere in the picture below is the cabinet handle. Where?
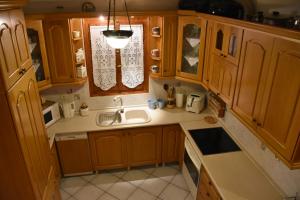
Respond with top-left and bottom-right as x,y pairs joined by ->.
206,192 -> 210,197
252,118 -> 257,122
257,122 -> 262,127
208,181 -> 212,186
217,93 -> 220,96
223,55 -> 227,58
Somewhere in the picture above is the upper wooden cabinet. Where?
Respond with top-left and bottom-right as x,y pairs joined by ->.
43,19 -> 75,83
26,19 -> 51,91
257,38 -> 300,168
176,16 -> 207,82
211,22 -> 243,65
0,9 -> 31,89
8,67 -> 52,199
209,54 -> 237,105
128,126 -> 162,167
233,30 -> 274,129
149,16 -> 178,78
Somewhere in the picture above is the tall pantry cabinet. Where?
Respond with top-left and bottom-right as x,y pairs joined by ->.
0,6 -> 60,200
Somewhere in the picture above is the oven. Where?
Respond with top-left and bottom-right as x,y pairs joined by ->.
182,137 -> 201,199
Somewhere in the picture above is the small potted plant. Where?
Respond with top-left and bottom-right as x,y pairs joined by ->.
79,103 -> 89,116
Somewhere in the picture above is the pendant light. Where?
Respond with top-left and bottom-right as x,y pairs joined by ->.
103,0 -> 133,49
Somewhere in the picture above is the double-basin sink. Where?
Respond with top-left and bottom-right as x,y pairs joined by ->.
96,107 -> 151,126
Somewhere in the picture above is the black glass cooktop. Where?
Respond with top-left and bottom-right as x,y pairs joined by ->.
189,127 -> 241,155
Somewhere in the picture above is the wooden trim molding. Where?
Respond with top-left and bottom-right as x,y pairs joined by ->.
0,1 -> 28,10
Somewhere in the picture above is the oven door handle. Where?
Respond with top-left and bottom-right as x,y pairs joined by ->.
185,138 -> 201,171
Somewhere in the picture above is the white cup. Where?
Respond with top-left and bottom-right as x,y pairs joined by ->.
176,93 -> 184,108
72,31 -> 81,39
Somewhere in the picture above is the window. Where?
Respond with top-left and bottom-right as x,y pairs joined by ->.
83,17 -> 149,96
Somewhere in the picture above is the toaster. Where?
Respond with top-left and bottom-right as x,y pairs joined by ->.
185,93 -> 206,113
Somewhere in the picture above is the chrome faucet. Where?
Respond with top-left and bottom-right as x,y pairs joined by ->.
113,96 -> 124,113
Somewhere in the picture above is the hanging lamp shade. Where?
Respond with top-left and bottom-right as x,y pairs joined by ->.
103,0 -> 133,49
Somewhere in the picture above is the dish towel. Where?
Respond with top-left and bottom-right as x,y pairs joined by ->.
120,24 -> 144,88
90,25 -> 116,91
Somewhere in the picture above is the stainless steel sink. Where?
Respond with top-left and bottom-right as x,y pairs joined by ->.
96,108 -> 151,127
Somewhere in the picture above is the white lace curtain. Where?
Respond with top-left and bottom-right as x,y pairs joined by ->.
90,24 -> 144,90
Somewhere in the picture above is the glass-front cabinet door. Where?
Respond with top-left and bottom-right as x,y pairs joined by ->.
26,19 -> 51,90
176,16 -> 207,81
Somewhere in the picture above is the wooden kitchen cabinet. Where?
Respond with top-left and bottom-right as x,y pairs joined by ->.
256,38 -> 300,168
8,67 -> 52,199
209,54 -> 237,105
176,16 -> 207,82
51,144 -> 61,180
149,16 -> 178,78
211,22 -> 243,65
43,19 -> 86,86
89,130 -> 128,170
197,168 -> 222,200
202,20 -> 214,87
26,19 -> 51,91
0,9 -> 31,90
128,127 -> 162,167
56,134 -> 93,175
162,124 -> 183,164
233,30 -> 274,129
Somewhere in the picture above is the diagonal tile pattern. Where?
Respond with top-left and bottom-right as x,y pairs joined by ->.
60,164 -> 193,200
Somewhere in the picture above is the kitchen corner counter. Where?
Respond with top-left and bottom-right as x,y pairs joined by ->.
47,106 -> 213,147
180,120 -> 285,200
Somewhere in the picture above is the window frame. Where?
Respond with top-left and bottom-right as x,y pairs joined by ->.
83,16 -> 149,97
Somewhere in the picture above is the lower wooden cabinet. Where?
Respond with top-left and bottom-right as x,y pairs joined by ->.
89,130 -> 128,170
51,144 -> 61,180
88,125 -> 183,171
128,127 -> 162,167
197,168 -> 222,200
162,124 -> 183,164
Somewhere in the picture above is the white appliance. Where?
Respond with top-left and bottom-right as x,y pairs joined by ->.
61,101 -> 76,119
42,101 -> 61,128
185,93 -> 206,113
182,137 -> 202,199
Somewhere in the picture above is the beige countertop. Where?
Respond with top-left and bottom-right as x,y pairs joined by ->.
48,106 -> 284,200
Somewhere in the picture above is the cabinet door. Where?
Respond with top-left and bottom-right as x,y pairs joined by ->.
176,16 -> 206,81
9,9 -> 32,72
56,139 -> 93,175
225,25 -> 243,65
258,39 -> 300,161
26,19 -> 51,90
89,131 -> 127,170
8,67 -> 51,199
219,60 -> 237,105
51,144 -> 61,180
233,30 -> 274,128
128,127 -> 162,166
209,54 -> 223,95
44,20 -> 75,83
0,11 -> 22,89
203,20 -> 214,87
162,124 -> 182,163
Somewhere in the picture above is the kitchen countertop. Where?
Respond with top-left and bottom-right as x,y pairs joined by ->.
48,106 -> 284,200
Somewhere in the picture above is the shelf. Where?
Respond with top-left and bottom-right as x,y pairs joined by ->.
152,34 -> 161,38
72,37 -> 82,41
151,56 -> 161,61
75,61 -> 85,65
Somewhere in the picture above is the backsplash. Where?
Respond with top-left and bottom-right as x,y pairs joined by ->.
221,109 -> 300,198
41,77 -> 205,111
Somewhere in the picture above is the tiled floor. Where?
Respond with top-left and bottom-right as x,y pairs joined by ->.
60,164 -> 193,200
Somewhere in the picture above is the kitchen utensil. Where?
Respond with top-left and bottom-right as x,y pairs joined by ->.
163,84 -> 169,93
151,65 -> 159,73
166,98 -> 175,108
61,98 -> 76,119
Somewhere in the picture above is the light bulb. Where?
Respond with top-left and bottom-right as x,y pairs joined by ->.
105,37 -> 130,49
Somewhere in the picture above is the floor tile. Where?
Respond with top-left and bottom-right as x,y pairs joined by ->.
128,188 -> 156,200
107,181 -> 137,200
171,174 -> 189,191
159,184 -> 189,200
122,169 -> 149,186
60,177 -> 87,195
73,184 -> 104,200
139,176 -> 169,196
91,173 -> 120,190
152,166 -> 179,182
81,174 -> 97,182
97,193 -> 119,200
59,189 -> 70,200
142,166 -> 157,175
